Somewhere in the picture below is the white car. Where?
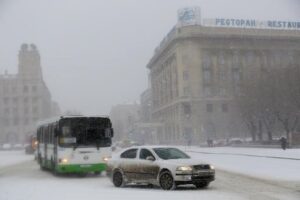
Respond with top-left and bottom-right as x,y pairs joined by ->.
2,143 -> 12,150
107,146 -> 215,190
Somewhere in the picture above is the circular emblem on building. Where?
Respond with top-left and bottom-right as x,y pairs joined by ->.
83,155 -> 89,160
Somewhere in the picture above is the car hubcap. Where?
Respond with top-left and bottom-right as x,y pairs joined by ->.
113,172 -> 123,187
160,173 -> 173,190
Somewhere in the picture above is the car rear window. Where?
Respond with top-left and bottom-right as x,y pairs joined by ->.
120,148 -> 138,159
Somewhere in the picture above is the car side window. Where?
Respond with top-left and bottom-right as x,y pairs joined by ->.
120,148 -> 137,159
139,148 -> 155,160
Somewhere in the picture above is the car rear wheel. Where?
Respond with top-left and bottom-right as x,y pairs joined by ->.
194,182 -> 209,188
159,171 -> 175,190
113,171 -> 125,187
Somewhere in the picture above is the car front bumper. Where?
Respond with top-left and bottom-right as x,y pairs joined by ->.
175,170 -> 215,183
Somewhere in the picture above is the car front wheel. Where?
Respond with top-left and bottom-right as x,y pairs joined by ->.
112,171 -> 125,187
159,171 -> 175,190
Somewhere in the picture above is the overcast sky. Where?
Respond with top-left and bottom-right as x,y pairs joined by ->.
0,0 -> 300,115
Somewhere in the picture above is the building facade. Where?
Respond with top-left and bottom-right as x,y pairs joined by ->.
0,44 -> 60,144
147,10 -> 300,144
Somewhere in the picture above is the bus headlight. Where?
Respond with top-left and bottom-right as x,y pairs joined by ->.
102,156 -> 111,162
59,158 -> 68,164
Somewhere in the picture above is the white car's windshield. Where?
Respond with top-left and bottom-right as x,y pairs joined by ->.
153,148 -> 190,160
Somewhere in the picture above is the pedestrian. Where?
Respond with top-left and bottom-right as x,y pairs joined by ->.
279,136 -> 287,150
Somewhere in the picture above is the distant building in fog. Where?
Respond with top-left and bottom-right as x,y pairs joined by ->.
146,7 -> 300,144
134,88 -> 163,144
0,44 -> 60,144
109,104 -> 140,142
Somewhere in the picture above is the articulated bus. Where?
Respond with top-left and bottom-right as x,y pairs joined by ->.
36,115 -> 113,175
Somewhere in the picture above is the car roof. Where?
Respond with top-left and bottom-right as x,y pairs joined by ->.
121,145 -> 182,151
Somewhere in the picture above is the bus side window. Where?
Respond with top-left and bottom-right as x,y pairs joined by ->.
41,127 -> 44,144
50,125 -> 54,143
45,126 -> 48,144
48,125 -> 52,144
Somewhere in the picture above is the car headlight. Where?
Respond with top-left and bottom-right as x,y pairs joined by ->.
176,166 -> 193,171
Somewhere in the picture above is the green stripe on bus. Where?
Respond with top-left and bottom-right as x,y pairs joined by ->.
55,163 -> 107,173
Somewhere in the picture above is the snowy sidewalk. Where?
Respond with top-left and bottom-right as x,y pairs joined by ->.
188,147 -> 300,160
185,147 -> 300,182
0,150 -> 33,168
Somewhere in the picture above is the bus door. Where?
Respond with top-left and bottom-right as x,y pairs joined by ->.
44,126 -> 48,164
53,124 -> 58,164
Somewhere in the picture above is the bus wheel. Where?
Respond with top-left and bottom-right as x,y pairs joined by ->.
40,164 -> 46,171
94,171 -> 101,176
78,173 -> 88,177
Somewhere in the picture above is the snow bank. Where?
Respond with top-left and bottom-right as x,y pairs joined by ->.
185,147 -> 300,181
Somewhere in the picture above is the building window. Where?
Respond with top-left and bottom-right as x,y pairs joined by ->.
4,118 -> 9,126
206,103 -> 213,113
12,87 -> 17,93
13,118 -> 19,126
13,107 -> 18,115
233,51 -> 239,64
4,97 -> 9,105
13,97 -> 18,104
23,97 -> 28,104
203,69 -> 212,84
220,69 -> 227,81
246,51 -> 254,64
24,107 -> 29,115
203,86 -> 212,97
220,88 -> 226,96
218,51 -> 225,65
183,70 -> 189,81
32,85 -> 37,92
33,107 -> 39,115
32,97 -> 39,104
222,103 -> 228,112
23,85 -> 29,93
203,53 -> 211,69
232,68 -> 241,82
183,103 -> 191,116
183,86 -> 190,96
24,118 -> 29,125
5,107 -> 10,114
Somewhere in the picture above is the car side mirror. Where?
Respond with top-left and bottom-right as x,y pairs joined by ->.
146,156 -> 155,161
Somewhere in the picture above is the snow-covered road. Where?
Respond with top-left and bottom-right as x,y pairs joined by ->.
0,160 -> 244,200
0,149 -> 299,200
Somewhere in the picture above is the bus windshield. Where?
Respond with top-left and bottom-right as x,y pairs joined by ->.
58,117 -> 112,148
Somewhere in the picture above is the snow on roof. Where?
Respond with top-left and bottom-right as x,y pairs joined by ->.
36,115 -> 110,127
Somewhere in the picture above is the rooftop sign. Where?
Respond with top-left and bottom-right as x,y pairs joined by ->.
177,7 -> 300,30
177,7 -> 201,27
203,18 -> 300,30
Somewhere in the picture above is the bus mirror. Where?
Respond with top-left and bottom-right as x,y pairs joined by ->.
54,128 -> 59,137
111,128 -> 114,137
105,128 -> 114,138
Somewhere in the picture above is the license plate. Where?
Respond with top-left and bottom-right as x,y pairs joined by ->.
196,171 -> 210,175
80,164 -> 91,168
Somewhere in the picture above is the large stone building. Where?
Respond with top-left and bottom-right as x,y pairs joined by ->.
0,44 -> 60,144
147,8 -> 300,144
